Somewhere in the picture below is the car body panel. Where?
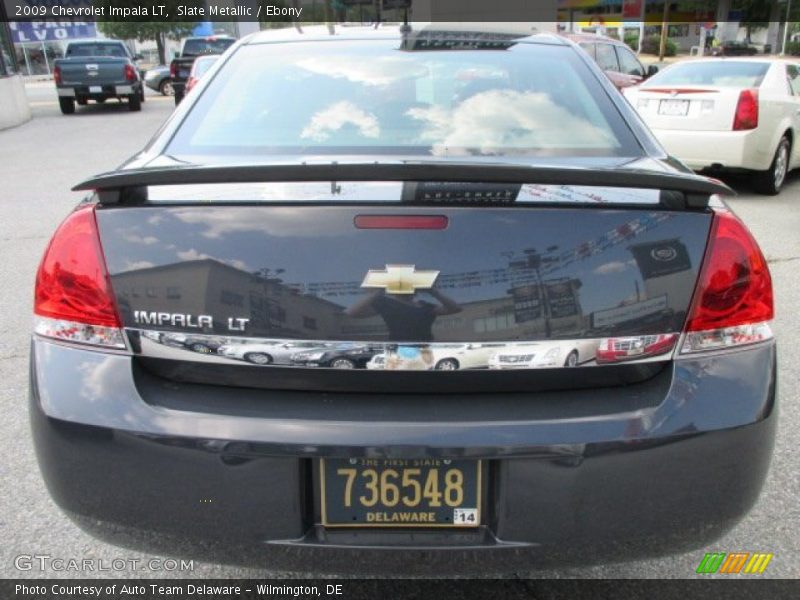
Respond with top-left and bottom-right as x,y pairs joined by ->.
31,337 -> 776,455
30,337 -> 776,573
97,205 -> 711,347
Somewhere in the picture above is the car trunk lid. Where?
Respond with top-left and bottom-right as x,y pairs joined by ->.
630,85 -> 750,131
55,57 -> 130,85
70,162 -> 726,389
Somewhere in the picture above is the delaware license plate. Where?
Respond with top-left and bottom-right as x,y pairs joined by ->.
321,458 -> 481,527
658,99 -> 690,116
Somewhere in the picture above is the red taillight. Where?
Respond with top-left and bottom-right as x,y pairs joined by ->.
35,205 -> 121,328
53,65 -> 62,85
686,210 -> 772,332
681,209 -> 773,353
354,215 -> 449,230
124,64 -> 137,82
169,62 -> 177,78
733,89 -> 759,131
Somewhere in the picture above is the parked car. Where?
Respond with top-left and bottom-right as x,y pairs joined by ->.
180,335 -> 226,354
595,334 -> 677,364
371,343 -> 500,370
429,343 -> 500,370
290,343 -> 381,369
711,40 -> 759,56
31,25 -> 775,575
217,341 -> 330,365
564,33 -> 658,90
488,340 -> 597,369
624,58 -> 800,194
184,55 -> 219,94
366,353 -> 386,369
170,35 -> 235,105
53,40 -> 145,114
143,65 -> 173,96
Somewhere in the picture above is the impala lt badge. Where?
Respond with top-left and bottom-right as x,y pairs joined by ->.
133,311 -> 250,331
361,264 -> 440,294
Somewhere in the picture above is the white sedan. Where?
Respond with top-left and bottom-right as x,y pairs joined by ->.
624,58 -> 800,194
488,340 -> 597,370
217,341 -> 330,365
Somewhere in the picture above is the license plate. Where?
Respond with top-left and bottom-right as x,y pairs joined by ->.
89,86 -> 102,94
659,99 -> 690,116
179,70 -> 189,77
321,458 -> 481,528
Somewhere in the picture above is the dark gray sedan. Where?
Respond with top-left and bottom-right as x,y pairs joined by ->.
143,65 -> 173,96
30,25 -> 776,576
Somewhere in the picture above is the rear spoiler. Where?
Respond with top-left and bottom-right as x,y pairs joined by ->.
74,163 -> 732,208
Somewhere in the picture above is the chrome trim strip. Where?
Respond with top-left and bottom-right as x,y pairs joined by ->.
127,329 -> 680,370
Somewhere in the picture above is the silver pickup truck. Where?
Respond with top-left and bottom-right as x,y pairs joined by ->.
54,40 -> 145,114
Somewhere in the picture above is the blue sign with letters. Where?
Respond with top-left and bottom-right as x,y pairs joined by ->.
9,20 -> 97,43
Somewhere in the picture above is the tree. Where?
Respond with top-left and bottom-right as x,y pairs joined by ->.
734,0 -> 773,41
94,1 -> 202,64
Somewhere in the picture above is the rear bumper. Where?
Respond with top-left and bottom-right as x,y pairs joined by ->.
30,338 -> 777,575
57,83 -> 141,98
652,128 -> 772,171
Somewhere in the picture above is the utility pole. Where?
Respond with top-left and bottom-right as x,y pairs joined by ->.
781,0 -> 793,55
637,0 -> 646,55
658,1 -> 670,61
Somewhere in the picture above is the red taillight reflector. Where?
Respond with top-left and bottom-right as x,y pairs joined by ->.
354,215 -> 448,230
34,205 -> 121,328
733,89 -> 759,131
685,210 -> 772,333
124,64 -> 137,82
642,88 -> 718,94
53,65 -> 62,85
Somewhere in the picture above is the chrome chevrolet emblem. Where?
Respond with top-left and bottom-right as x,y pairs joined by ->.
361,264 -> 440,295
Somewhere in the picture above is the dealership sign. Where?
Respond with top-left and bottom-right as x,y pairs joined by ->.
9,20 -> 97,43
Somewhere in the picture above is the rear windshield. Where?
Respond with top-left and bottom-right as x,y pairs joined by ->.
646,61 -> 769,88
167,40 -> 641,158
66,43 -> 127,58
182,38 -> 235,57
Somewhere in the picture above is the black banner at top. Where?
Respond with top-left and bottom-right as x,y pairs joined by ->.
0,0 -> 781,24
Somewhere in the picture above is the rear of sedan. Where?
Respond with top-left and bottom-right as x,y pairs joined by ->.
624,58 -> 800,194
30,27 -> 776,575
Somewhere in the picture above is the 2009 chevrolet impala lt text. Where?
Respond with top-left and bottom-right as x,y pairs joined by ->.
29,25 -> 776,575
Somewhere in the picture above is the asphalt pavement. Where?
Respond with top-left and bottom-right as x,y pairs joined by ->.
0,81 -> 797,579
